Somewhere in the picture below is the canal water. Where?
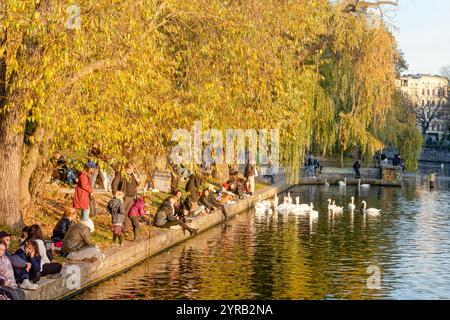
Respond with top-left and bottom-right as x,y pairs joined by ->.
75,177 -> 450,300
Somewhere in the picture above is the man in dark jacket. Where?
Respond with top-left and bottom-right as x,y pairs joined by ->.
153,197 -> 198,236
185,172 -> 203,202
353,160 -> 361,179
112,162 -> 140,234
61,221 -> 102,262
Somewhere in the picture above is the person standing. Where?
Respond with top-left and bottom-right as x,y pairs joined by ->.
73,162 -> 96,221
245,159 -> 256,196
353,160 -> 361,179
112,162 -> 139,234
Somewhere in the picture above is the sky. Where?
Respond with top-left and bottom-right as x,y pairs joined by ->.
391,0 -> 450,75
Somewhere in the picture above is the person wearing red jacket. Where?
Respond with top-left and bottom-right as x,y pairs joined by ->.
73,162 -> 96,221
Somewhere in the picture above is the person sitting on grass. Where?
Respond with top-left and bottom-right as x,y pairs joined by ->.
128,196 -> 151,242
13,239 -> 41,290
51,206 -> 77,247
153,196 -> 198,236
27,225 -> 62,278
61,219 -> 103,263
107,191 -> 125,246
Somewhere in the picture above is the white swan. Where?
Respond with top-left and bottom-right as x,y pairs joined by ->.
358,179 -> 370,188
272,194 -> 279,210
277,198 -> 293,214
361,201 -> 381,216
338,177 -> 347,187
348,196 -> 356,211
324,179 -> 330,187
331,200 -> 343,214
308,203 -> 319,219
285,192 -> 293,204
290,197 -> 311,214
255,196 -> 272,214
327,199 -> 335,211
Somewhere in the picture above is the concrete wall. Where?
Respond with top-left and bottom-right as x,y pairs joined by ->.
24,183 -> 291,300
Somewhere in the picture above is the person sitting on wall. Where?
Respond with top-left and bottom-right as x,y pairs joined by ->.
223,172 -> 244,198
51,207 -> 77,248
206,185 -> 229,220
199,189 -> 219,214
61,219 -> 103,263
0,240 -> 25,300
26,225 -> 63,279
153,196 -> 198,236
183,193 -> 207,217
172,190 -> 188,219
12,239 -> 41,290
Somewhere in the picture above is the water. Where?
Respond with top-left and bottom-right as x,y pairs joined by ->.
75,177 -> 450,300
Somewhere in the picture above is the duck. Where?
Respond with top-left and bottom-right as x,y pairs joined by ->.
348,196 -> 356,211
338,177 -> 347,187
361,201 -> 381,216
358,179 -> 370,188
331,200 -> 343,214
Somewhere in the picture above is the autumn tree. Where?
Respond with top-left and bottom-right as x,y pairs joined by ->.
1,0 -> 420,229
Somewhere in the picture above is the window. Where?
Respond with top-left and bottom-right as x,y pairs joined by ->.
401,80 -> 408,87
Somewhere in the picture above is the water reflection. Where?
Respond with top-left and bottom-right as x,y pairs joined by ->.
75,178 -> 450,300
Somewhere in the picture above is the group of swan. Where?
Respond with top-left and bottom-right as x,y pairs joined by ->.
337,178 -> 371,189
255,192 -> 318,218
255,192 -> 381,217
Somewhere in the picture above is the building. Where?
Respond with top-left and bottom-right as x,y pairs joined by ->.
396,74 -> 449,143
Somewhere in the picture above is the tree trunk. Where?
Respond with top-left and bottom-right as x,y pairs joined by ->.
0,106 -> 25,230
213,164 -> 229,182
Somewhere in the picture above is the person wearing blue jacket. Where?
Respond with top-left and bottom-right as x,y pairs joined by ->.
13,239 -> 41,290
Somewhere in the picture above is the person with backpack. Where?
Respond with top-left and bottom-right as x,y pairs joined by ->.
112,162 -> 140,234
107,191 -> 126,246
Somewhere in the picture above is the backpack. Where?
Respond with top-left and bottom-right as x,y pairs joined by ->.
107,198 -> 122,216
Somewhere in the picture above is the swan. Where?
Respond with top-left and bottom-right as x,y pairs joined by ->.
338,177 -> 347,187
324,179 -> 330,187
358,179 -> 370,188
285,192 -> 293,204
348,196 -> 356,211
277,198 -> 291,214
361,201 -> 381,216
331,200 -> 343,214
272,194 -> 279,210
327,199 -> 335,211
308,203 -> 319,219
290,197 -> 311,214
255,196 -> 272,213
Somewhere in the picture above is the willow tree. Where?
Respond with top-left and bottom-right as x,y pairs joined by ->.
1,0 -> 416,229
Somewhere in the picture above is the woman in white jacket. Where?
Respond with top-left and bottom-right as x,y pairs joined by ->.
28,225 -> 62,278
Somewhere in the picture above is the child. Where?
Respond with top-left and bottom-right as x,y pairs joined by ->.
128,196 -> 150,242
52,206 -> 77,247
107,191 -> 125,245
13,239 -> 40,290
